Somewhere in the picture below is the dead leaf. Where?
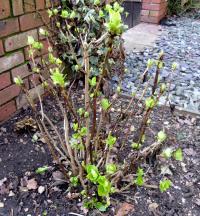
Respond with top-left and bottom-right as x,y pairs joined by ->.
115,202 -> 134,216
148,202 -> 159,211
0,183 -> 9,195
160,165 -> 173,176
52,171 -> 67,185
66,192 -> 80,200
27,178 -> 38,190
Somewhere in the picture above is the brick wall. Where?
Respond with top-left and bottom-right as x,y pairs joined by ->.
0,0 -> 53,123
141,0 -> 168,24
0,0 -> 167,123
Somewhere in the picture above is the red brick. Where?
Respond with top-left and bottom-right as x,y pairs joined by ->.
36,0 -> 45,10
0,51 -> 24,74
12,0 -> 24,16
0,40 -> 4,56
142,3 -> 161,11
11,64 -> 32,80
19,11 -> 49,31
0,18 -> 19,38
0,72 -> 11,90
149,10 -> 160,17
4,29 -> 38,52
149,7 -> 166,17
0,0 -> 10,20
24,0 -> 36,12
143,0 -> 165,3
0,85 -> 20,106
0,100 -> 16,122
141,15 -> 160,24
141,10 -> 150,16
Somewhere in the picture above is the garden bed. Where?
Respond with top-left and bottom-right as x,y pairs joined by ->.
0,95 -> 200,216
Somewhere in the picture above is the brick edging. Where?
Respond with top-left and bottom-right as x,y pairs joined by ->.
141,0 -> 168,24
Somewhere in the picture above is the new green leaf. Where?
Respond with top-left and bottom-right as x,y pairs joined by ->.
159,179 -> 172,192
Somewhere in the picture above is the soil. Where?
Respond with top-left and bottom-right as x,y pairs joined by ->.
0,94 -> 200,216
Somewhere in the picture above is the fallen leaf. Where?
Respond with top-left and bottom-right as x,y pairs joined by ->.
148,202 -> 159,211
52,171 -> 67,185
160,165 -> 173,176
115,202 -> 134,216
27,178 -> 38,190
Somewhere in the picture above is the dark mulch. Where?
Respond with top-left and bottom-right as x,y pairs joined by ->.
0,96 -> 200,216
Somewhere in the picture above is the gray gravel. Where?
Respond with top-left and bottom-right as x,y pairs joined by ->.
119,16 -> 200,114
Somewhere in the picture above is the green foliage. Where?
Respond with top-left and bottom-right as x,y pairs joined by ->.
73,123 -> 79,132
131,142 -> 141,150
14,76 -> 23,86
35,166 -> 49,174
145,97 -> 156,109
101,98 -> 111,111
173,148 -> 183,161
70,176 -> 79,187
147,59 -> 154,69
159,179 -> 172,192
157,131 -> 167,143
106,8 -> 123,35
50,68 -> 65,87
17,0 -> 184,212
89,77 -> 97,87
106,164 -> 117,174
135,168 -> 144,186
106,134 -> 116,148
86,165 -> 99,183
97,176 -> 111,197
94,202 -> 107,212
167,0 -> 191,15
162,147 -> 173,159
84,198 -> 108,212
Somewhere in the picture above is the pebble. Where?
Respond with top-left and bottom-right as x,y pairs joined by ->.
38,186 -> 45,194
117,16 -> 200,114
0,202 -> 4,208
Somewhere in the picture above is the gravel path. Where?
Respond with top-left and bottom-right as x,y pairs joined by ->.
119,15 -> 200,114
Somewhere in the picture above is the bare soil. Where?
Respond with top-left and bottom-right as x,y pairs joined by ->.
0,96 -> 200,216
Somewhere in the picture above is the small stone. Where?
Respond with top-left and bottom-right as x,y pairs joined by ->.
194,198 -> 200,206
24,208 -> 29,212
0,127 -> 7,133
38,186 -> 45,194
8,191 -> 15,197
0,202 -> 4,208
27,178 -> 37,190
4,138 -> 8,144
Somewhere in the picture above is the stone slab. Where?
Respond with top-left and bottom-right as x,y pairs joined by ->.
123,23 -> 162,52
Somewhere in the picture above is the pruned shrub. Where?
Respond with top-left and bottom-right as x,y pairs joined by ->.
14,0 -> 182,212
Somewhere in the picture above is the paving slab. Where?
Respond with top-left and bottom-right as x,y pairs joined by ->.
123,23 -> 162,52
